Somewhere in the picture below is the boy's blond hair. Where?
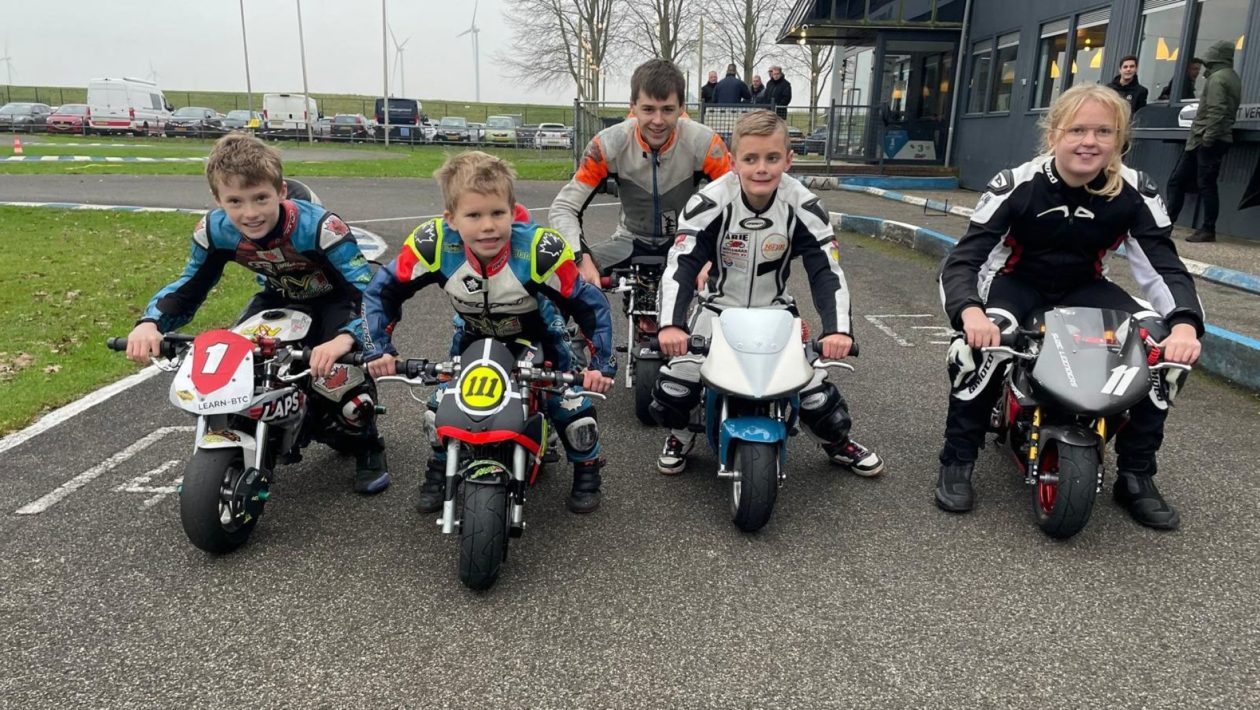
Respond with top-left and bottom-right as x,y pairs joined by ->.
434,151 -> 517,213
205,133 -> 284,196
731,109 -> 790,154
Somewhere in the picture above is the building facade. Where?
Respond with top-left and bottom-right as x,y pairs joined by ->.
781,0 -> 1260,240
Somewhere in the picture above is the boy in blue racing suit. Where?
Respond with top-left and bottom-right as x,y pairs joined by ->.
125,134 -> 389,494
364,151 -> 616,514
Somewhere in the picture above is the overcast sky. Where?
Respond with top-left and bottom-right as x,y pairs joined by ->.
3,0 -> 704,106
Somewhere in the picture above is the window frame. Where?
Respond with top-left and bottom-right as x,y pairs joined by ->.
965,38 -> 994,115
987,31 -> 1021,113
1030,17 -> 1072,112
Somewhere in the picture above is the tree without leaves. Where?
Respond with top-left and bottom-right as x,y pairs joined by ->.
621,0 -> 698,67
785,42 -> 835,130
500,0 -> 621,102
709,0 -> 790,84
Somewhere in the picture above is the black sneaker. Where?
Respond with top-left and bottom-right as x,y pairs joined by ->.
1186,229 -> 1216,243
568,460 -> 603,514
416,459 -> 446,514
353,441 -> 390,495
824,438 -> 886,477
1114,471 -> 1180,530
935,462 -> 975,513
656,434 -> 694,475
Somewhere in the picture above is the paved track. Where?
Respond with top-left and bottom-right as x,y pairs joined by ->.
2,176 -> 1258,708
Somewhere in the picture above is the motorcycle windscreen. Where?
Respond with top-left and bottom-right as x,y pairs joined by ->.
435,338 -> 526,435
1030,307 -> 1150,417
701,309 -> 813,399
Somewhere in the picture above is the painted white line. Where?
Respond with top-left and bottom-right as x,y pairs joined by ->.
16,426 -> 195,515
864,314 -> 936,347
115,459 -> 183,508
0,366 -> 164,455
344,201 -> 621,225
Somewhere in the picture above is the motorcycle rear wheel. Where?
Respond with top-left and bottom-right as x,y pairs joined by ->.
633,357 -> 660,426
459,483 -> 510,590
730,442 -> 779,532
180,449 -> 258,553
1032,440 -> 1099,539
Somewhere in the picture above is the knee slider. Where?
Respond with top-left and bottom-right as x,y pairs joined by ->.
798,383 -> 852,443
650,373 -> 701,429
561,415 -> 599,456
335,386 -> 375,430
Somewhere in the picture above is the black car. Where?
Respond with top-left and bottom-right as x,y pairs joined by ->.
330,114 -> 374,142
803,127 -> 828,156
164,107 -> 225,138
222,109 -> 261,130
0,102 -> 53,132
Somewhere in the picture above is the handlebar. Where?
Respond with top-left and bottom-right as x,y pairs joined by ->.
644,334 -> 858,358
106,334 -> 194,360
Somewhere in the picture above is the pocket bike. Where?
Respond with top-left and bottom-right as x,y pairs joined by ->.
107,308 -> 367,553
980,306 -> 1191,539
599,253 -> 667,425
375,337 -> 605,590
662,308 -> 857,533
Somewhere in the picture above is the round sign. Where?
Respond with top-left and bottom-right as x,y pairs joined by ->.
761,234 -> 789,260
459,365 -> 506,411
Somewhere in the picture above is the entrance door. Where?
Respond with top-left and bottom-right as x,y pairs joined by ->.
873,38 -> 956,163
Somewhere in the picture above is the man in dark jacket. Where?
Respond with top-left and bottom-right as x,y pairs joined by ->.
750,74 -> 768,104
700,71 -> 718,104
1108,55 -> 1148,114
712,63 -> 751,104
1166,41 -> 1242,242
763,65 -> 793,118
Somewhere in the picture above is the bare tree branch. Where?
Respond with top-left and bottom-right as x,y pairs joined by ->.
499,0 -> 624,101
785,41 -> 835,129
708,0 -> 791,82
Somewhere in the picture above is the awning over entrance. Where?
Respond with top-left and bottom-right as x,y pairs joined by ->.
779,0 -> 966,45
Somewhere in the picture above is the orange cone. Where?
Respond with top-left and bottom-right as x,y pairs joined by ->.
12,136 -> 22,155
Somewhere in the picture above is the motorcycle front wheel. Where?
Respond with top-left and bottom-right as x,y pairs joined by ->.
180,448 -> 259,553
730,442 -> 779,532
633,356 -> 660,426
1032,440 -> 1099,539
459,483 -> 510,590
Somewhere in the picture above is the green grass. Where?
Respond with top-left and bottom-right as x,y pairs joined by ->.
0,207 -> 259,435
1,141 -> 573,180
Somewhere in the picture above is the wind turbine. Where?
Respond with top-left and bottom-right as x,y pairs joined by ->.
388,25 -> 410,97
1,41 -> 14,91
456,0 -> 481,102
147,59 -> 159,84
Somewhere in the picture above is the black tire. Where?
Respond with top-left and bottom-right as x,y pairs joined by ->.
1032,440 -> 1099,539
180,448 -> 258,553
459,483 -> 510,590
633,357 -> 660,426
730,442 -> 780,532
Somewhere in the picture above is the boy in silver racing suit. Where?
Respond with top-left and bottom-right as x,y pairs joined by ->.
652,110 -> 884,476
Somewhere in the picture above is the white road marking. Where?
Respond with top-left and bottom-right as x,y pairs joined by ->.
344,201 -> 620,225
15,426 -> 194,515
864,314 -> 935,347
115,459 -> 183,508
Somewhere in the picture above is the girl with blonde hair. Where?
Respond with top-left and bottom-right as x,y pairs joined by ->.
933,82 -> 1204,530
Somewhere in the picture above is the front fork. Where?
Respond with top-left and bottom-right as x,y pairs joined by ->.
441,439 -> 459,534
1025,406 -> 1108,493
437,440 -> 529,537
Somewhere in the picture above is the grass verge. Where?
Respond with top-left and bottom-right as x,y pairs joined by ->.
0,207 -> 258,435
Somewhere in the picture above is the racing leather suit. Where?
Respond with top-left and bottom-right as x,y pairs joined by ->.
938,156 -> 1206,474
652,172 -> 859,446
363,218 -> 616,464
550,117 -> 731,270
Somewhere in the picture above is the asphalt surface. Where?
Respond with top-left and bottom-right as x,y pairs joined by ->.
3,176 -> 1259,708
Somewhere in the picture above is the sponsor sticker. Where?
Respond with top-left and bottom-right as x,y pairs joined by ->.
761,234 -> 788,260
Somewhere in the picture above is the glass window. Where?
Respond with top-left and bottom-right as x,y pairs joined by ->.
869,0 -> 900,22
967,43 -> 993,113
1071,18 -> 1109,88
1032,19 -> 1071,109
884,54 -> 912,120
1139,1 -> 1190,101
989,32 -> 1019,112
1186,0 -> 1250,91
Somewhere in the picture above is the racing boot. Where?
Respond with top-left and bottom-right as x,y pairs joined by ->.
415,458 -> 446,514
823,438 -> 886,477
1114,471 -> 1180,530
934,461 -> 975,513
568,459 -> 603,514
656,433 -> 695,475
353,437 -> 391,495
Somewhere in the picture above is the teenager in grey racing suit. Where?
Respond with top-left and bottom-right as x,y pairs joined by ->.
651,172 -> 885,475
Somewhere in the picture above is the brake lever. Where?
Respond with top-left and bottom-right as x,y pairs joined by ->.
980,346 -> 1035,360
1150,362 -> 1192,373
813,359 -> 855,372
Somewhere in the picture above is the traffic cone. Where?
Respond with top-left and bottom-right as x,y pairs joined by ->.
12,136 -> 23,155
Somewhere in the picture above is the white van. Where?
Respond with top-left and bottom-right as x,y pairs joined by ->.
86,77 -> 171,136
263,93 -> 319,132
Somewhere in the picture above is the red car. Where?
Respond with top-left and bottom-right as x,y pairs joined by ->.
47,104 -> 91,134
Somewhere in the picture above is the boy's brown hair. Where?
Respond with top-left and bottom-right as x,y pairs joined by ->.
630,58 -> 686,105
204,133 -> 284,196
434,151 -> 517,213
731,109 -> 789,154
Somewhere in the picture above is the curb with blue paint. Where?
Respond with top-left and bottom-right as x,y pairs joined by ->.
831,210 -> 1260,393
2,155 -> 206,163
0,200 -> 388,260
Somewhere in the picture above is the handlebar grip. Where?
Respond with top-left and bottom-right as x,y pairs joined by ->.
599,276 -> 613,288
339,352 -> 366,366
811,338 -> 859,357
106,337 -> 127,351
999,331 -> 1019,348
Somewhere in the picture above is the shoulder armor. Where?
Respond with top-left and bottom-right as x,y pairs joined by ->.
405,218 -> 445,273
1136,170 -> 1160,198
683,192 -> 719,221
800,196 -> 829,224
317,213 -> 353,250
987,169 -> 1015,195
530,227 -> 573,282
192,215 -> 210,250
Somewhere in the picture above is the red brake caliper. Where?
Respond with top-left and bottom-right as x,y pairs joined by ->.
1038,443 -> 1060,513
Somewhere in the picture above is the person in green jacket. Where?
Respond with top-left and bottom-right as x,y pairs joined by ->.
1166,40 -> 1242,242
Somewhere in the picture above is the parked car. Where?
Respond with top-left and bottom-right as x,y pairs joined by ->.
374,97 -> 425,141
0,102 -> 53,132
330,113 -> 374,141
164,107 -> 225,138
483,115 -> 518,145
787,126 -> 807,154
468,122 -> 486,144
421,119 -> 438,143
262,93 -> 318,132
222,109 -> 261,130
46,103 -> 90,134
311,116 -> 333,140
437,116 -> 471,143
802,127 -> 828,156
535,122 -> 572,149
86,77 -> 171,135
